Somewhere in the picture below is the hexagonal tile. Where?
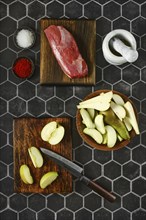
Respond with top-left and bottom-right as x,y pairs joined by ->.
37,85 -> 54,100
37,209 -> 54,220
57,209 -> 73,220
75,208 -> 92,220
113,147 -> 130,164
84,161 -> 101,179
72,118 -> 83,148
96,49 -> 109,68
47,194 -> 64,212
74,86 -> 92,100
28,97 -> 45,116
9,97 -> 26,116
75,145 -> 92,165
18,17 -> 35,30
66,193 -> 83,211
114,177 -> 130,196
132,81 -> 146,100
142,164 -> 146,178
122,1 -> 139,20
1,177 -> 14,196
123,65 -> 140,84
113,209 -> 130,220
123,193 -> 140,212
0,2 -> 7,19
0,114 -> 13,132
0,194 -> 7,211
0,49 -> 16,68
103,2 -> 120,20
0,66 -> 7,83
0,17 -> 16,36
0,145 -> 13,164
133,0 -> 145,3
113,17 -> 130,31
96,17 -> 111,36
142,195 -> 146,209
123,161 -> 140,180
0,209 -> 17,220
94,149 -> 111,164
28,194 -> 45,212
10,194 -> 27,212
134,49 -> 146,68
0,81 -> 16,100
141,3 -> 146,18
47,1 -> 63,18
65,1 -> 82,18
85,192 -> 101,211
75,180 -> 91,196
104,194 -> 121,212
132,17 -> 146,36
0,98 -> 7,116
132,145 -> 146,164
94,208 -> 111,220
19,209 -> 36,220
46,97 -> 64,116
28,1 -> 45,20
132,178 -> 146,196
9,1 -> 26,20
0,130 -> 7,147
18,81 -> 35,101
142,131 -> 146,146
56,86 -> 73,101
65,97 -> 80,117
8,163 -> 13,178
96,176 -> 112,192
141,35 -> 146,50
0,34 -> 7,51
103,65 -> 121,84
104,161 -> 121,180
84,1 -> 101,19
139,113 -> 146,132
94,81 -> 112,91
113,81 -> 130,96
132,210 -> 146,220
0,162 -> 7,179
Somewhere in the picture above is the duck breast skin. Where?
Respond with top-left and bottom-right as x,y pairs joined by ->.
44,25 -> 88,79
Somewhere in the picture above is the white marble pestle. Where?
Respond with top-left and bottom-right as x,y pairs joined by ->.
102,29 -> 138,65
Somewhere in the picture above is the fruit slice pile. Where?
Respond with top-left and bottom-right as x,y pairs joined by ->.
77,91 -> 139,148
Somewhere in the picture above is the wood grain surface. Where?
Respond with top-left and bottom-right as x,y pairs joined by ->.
13,117 -> 72,193
40,18 -> 96,85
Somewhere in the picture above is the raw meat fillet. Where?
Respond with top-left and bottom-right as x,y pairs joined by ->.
44,25 -> 88,78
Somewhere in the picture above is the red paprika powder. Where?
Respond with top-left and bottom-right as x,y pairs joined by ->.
13,58 -> 33,78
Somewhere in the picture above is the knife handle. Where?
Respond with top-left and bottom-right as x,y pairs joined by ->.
80,176 -> 116,203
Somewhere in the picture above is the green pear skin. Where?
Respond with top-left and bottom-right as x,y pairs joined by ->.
101,108 -> 130,140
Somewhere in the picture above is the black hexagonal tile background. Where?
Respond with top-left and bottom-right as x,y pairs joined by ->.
0,0 -> 146,220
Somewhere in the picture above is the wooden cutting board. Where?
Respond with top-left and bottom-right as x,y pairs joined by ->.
13,117 -> 72,193
40,18 -> 96,85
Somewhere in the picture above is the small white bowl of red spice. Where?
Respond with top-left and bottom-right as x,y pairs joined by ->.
12,57 -> 34,79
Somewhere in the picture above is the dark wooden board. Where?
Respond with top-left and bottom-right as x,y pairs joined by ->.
13,117 -> 72,193
40,18 -> 96,85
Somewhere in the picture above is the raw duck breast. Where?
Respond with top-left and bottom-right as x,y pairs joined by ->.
44,25 -> 88,79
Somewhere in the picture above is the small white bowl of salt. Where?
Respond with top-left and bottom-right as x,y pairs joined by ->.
14,27 -> 36,49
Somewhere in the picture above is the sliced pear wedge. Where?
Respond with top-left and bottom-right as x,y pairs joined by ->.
112,94 -> 125,106
28,147 -> 43,168
40,171 -> 58,189
80,109 -> 95,129
105,125 -> 117,148
110,101 -> 126,121
83,128 -> 103,144
94,114 -> 105,134
48,125 -> 65,145
87,108 -> 95,120
20,164 -> 33,184
41,121 -> 57,141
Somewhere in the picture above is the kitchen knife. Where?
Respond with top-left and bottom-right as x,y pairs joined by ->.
40,148 -> 116,202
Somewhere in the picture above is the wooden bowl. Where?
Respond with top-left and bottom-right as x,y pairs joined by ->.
76,90 -> 138,151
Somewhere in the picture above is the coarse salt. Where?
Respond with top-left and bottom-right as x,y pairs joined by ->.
16,29 -> 35,48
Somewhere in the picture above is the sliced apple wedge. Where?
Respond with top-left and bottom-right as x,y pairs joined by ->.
123,117 -> 132,131
40,171 -> 58,189
28,147 -> 43,168
83,128 -> 103,144
94,114 -> 105,134
48,125 -> 65,145
124,101 -> 140,134
41,121 -> 57,141
105,125 -> 117,148
102,133 -> 107,144
87,108 -> 95,120
20,164 -> 33,184
80,109 -> 95,129
112,94 -> 125,106
110,101 -> 126,121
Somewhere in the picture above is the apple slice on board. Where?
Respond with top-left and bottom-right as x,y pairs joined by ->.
40,172 -> 58,189
20,164 -> 33,184
28,147 -> 43,168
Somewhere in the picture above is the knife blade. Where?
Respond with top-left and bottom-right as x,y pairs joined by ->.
40,148 -> 116,202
